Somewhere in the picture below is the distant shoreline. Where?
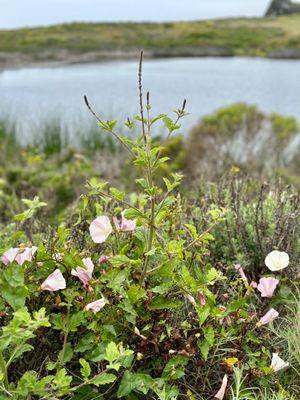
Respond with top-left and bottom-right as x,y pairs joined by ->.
1,48 -> 300,71
1,15 -> 300,70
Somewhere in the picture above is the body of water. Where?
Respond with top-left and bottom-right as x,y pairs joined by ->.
1,57 -> 300,142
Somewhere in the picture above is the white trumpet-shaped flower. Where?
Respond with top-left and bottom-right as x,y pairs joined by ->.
265,250 -> 289,272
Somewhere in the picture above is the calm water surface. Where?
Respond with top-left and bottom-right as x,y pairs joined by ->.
1,57 -> 300,142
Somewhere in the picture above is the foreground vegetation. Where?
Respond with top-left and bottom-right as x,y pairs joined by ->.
0,58 -> 299,398
1,13 -> 300,68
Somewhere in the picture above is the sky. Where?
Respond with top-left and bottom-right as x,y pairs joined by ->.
0,0 -> 272,29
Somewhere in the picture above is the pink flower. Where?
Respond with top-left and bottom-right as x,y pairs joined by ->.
89,216 -> 112,243
113,211 -> 136,232
198,291 -> 206,306
16,246 -> 38,266
215,374 -> 228,400
71,257 -> 94,292
186,294 -> 196,306
257,277 -> 279,298
1,246 -> 38,266
85,298 -> 107,313
1,248 -> 20,265
41,269 -> 66,291
235,264 -> 248,282
258,308 -> 279,326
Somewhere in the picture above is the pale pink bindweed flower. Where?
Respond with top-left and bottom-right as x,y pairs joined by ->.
271,353 -> 289,372
16,246 -> 38,266
257,308 -> 279,326
41,269 -> 66,291
71,257 -> 94,292
89,216 -> 112,243
113,211 -> 136,232
214,374 -> 228,400
85,298 -> 107,313
1,246 -> 38,266
1,248 -> 20,265
265,250 -> 289,272
257,277 -> 279,298
235,264 -> 248,282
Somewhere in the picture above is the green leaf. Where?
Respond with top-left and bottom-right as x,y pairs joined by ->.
117,371 -> 153,398
109,255 -> 131,268
105,342 -> 120,364
198,339 -> 210,361
79,358 -> 91,381
93,373 -> 116,387
69,312 -> 85,332
149,296 -> 180,310
1,283 -> 28,310
3,265 -> 25,288
162,356 -> 188,381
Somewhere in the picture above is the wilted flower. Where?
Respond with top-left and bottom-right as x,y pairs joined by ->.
186,294 -> 196,306
271,353 -> 289,372
257,277 -> 279,298
113,211 -> 136,232
246,281 -> 258,295
214,374 -> 228,400
235,264 -> 248,282
198,290 -> 206,306
85,298 -> 107,313
99,255 -> 110,264
89,216 -> 112,243
257,308 -> 279,326
265,250 -> 289,272
71,257 -> 94,292
41,269 -> 66,291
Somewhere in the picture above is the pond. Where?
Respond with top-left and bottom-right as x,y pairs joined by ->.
1,57 -> 300,143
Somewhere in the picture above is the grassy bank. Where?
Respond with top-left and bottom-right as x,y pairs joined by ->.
1,14 -> 300,67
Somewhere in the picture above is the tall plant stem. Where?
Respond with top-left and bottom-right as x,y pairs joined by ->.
0,352 -> 9,390
59,307 -> 70,366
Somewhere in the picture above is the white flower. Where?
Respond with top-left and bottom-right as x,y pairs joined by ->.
271,353 -> 289,372
265,250 -> 289,272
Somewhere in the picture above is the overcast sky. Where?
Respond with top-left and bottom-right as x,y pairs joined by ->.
1,0 -> 272,29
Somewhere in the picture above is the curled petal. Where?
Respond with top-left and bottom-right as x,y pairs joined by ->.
198,290 -> 206,306
265,250 -> 289,272
235,264 -> 248,282
121,211 -> 136,232
71,257 -> 94,291
41,269 -> 66,292
258,308 -> 279,326
85,298 -> 107,313
90,216 -> 112,243
186,294 -> 196,306
214,374 -> 228,400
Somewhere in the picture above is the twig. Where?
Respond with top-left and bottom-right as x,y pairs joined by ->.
84,95 -> 133,155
